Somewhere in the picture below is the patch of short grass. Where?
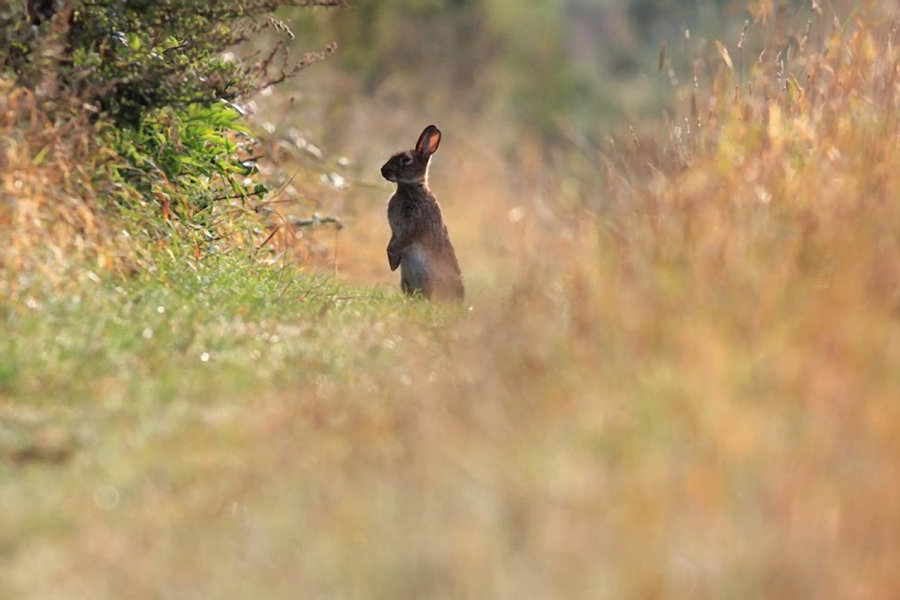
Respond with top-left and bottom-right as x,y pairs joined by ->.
2,251 -> 436,401
0,251 -> 458,591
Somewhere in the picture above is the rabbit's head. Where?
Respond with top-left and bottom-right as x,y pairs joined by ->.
381,125 -> 442,184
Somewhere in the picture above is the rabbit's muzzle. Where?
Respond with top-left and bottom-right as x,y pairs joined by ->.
381,163 -> 397,182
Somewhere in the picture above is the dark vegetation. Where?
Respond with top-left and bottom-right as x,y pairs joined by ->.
1,0 -> 345,279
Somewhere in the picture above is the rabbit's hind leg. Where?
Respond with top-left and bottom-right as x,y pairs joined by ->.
400,244 -> 431,298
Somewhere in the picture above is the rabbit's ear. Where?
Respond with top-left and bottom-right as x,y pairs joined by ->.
415,125 -> 441,157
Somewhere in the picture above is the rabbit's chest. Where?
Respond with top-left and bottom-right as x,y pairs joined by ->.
388,197 -> 439,234
386,199 -> 405,229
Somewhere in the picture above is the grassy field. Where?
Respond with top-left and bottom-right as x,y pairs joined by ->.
4,3 -> 900,599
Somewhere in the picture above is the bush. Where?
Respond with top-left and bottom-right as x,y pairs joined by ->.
0,0 -> 346,275
1,0 -> 345,124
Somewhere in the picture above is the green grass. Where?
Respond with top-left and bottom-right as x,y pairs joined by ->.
2,255 -> 394,401
1,252 -> 468,598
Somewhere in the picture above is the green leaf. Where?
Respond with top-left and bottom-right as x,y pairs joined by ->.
31,144 -> 52,166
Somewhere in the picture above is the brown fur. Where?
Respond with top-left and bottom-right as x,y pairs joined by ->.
381,125 -> 464,301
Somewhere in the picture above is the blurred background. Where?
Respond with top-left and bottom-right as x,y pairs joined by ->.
272,0 -> 751,143
250,0 -> 813,294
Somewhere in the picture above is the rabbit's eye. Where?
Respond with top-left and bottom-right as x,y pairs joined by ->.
400,154 -> 413,165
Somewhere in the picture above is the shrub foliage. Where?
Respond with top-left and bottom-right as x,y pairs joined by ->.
0,0 -> 346,275
1,0 -> 345,123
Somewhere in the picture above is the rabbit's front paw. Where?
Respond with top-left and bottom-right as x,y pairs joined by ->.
387,244 -> 401,271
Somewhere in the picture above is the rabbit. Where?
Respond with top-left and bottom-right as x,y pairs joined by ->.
381,124 -> 465,302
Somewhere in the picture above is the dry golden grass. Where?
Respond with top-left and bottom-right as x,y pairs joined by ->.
0,77 -> 121,286
4,4 -> 900,599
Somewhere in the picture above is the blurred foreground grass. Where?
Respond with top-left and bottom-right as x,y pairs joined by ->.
0,255 -> 460,597
3,217 -> 900,598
